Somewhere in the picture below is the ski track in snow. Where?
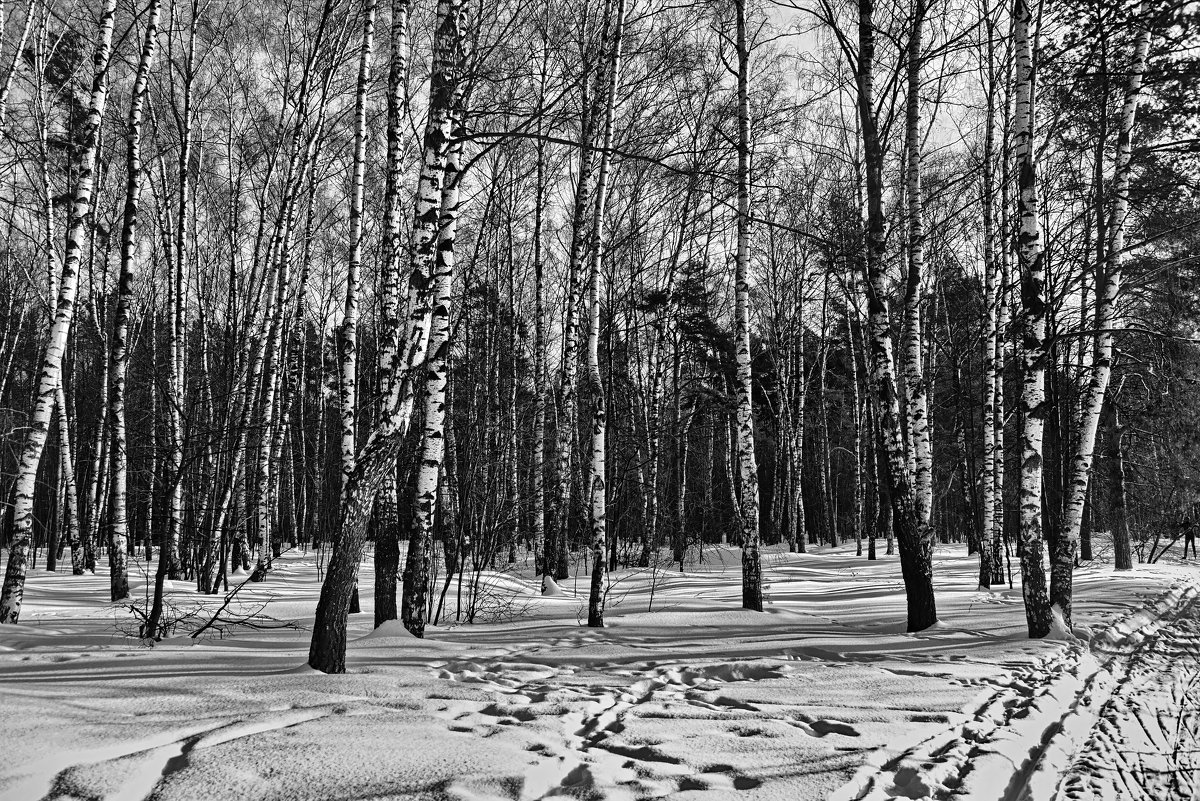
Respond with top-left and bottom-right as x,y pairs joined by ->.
831,582 -> 1200,801
1054,590 -> 1200,801
4,545 -> 1196,801
13,706 -> 337,801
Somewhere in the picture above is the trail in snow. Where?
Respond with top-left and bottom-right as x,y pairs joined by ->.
4,544 -> 1195,800
1055,591 -> 1200,801
429,630 -> 824,799
13,706 -> 337,801
832,582 -> 1200,801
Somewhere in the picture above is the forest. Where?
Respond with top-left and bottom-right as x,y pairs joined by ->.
4,0 -> 1200,795
1,0 -> 1200,722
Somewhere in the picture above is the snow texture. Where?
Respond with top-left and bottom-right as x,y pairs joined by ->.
0,542 -> 1194,801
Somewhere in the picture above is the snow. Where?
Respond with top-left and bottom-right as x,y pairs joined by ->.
0,542 -> 1195,801
1049,604 -> 1080,642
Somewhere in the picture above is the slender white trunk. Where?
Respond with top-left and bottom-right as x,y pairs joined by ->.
1013,0 -> 1051,638
586,0 -> 626,628
54,382 -> 81,574
531,78 -> 548,576
978,17 -> 999,588
0,0 -> 33,126
0,0 -> 118,623
551,9 -> 602,583
373,0 -> 410,626
340,0 -> 377,501
109,0 -> 161,602
1055,14 -> 1152,620
407,112 -> 464,637
734,0 -> 762,611
902,0 -> 932,530
164,9 -> 199,582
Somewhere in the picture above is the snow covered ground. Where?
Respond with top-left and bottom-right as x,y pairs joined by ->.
0,543 -> 1195,801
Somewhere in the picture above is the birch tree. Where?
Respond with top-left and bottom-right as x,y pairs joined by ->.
902,0 -> 933,536
374,0 -> 411,628
585,0 -> 627,628
733,0 -> 762,611
0,0 -> 120,623
977,0 -> 1000,589
849,0 -> 937,630
1055,9 -> 1153,617
309,0 -> 468,671
110,0 -> 163,604
1013,0 -> 1051,638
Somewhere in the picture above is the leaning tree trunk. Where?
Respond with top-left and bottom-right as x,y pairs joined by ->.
124,0 -> 165,617
733,0 -> 762,611
1054,12 -> 1151,625
857,0 -> 936,631
308,0 -> 467,672
1013,0 -> 1051,638
0,0 -> 118,623
0,0 -> 33,127
404,137 -> 462,638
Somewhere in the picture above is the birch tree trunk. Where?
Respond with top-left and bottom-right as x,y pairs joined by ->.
531,71 -> 548,577
585,0 -> 626,628
0,0 -> 119,623
856,0 -> 936,631
1013,0 -> 1051,637
339,0 -> 377,504
902,0 -> 933,535
164,7 -> 199,583
1054,12 -> 1151,623
309,0 -> 467,670
55,382 -> 81,577
551,10 -> 602,586
0,0 -> 33,127
1108,400 -> 1133,570
404,117 -> 464,637
978,18 -> 999,588
733,0 -> 762,611
107,1 -> 160,591
374,0 -> 410,626
992,101 -> 1012,586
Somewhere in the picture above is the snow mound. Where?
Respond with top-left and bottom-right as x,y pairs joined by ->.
359,620 -> 417,640
542,576 -> 564,596
1047,605 -> 1080,642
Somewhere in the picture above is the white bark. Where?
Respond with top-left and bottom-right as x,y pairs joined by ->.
1060,13 -> 1151,561
309,0 -> 467,670
902,0 -> 932,530
734,0 -> 762,612
585,0 -> 626,629
0,0 -> 119,623
407,111 -> 464,637
1013,0 -> 1051,637
340,0 -> 377,500
979,15 -> 999,588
